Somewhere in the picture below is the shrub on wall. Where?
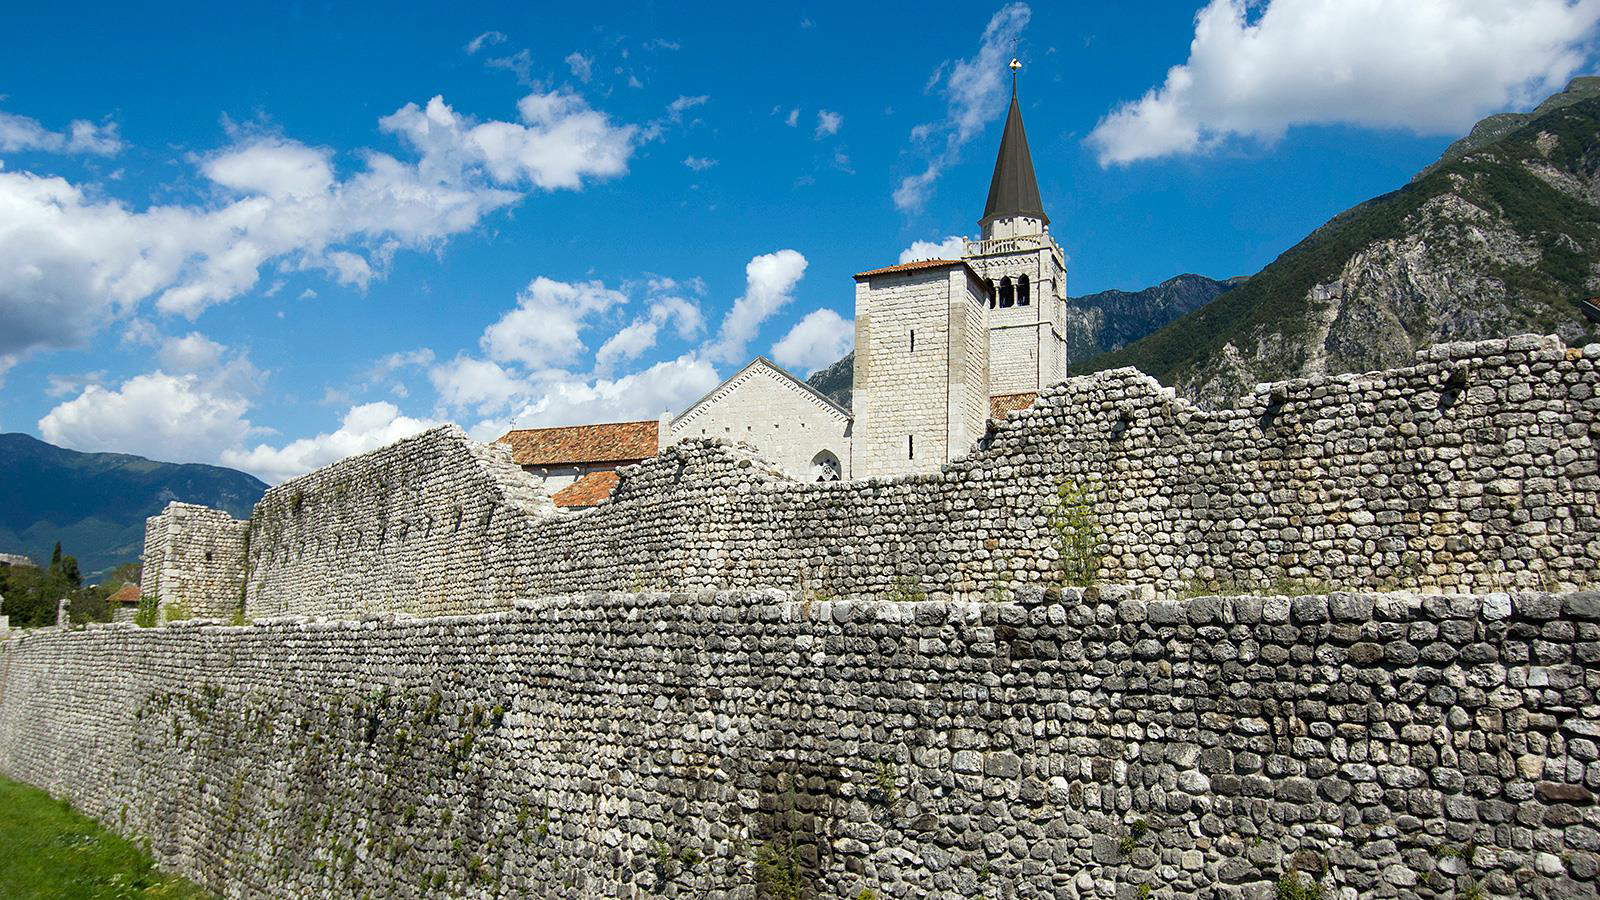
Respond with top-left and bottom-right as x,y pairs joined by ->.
1051,479 -> 1102,586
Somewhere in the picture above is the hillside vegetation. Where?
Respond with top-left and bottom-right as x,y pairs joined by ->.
0,434 -> 266,578
1074,80 -> 1600,403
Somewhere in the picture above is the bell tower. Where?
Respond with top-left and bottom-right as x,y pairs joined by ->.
962,59 -> 1067,396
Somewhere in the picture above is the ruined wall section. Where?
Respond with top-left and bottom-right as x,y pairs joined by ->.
523,334 -> 1600,600
3,587 -> 1599,898
243,425 -> 556,619
139,502 -> 248,619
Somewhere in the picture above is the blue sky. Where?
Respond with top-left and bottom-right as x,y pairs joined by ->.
1,0 -> 1596,481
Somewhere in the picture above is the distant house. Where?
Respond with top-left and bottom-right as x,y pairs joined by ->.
0,553 -> 36,569
495,420 -> 663,508
108,583 -> 142,623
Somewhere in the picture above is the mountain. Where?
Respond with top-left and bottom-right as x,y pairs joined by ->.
1063,274 -> 1241,365
805,351 -> 855,409
0,434 -> 267,579
1074,78 -> 1600,404
804,274 -> 1239,409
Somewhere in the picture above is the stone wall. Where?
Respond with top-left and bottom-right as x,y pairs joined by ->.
3,586 -> 1598,898
224,334 -> 1600,621
141,502 -> 249,619
243,425 -> 555,619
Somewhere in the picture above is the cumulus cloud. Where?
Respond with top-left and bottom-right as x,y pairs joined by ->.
379,91 -> 639,190
0,89 -> 645,365
479,276 -> 629,369
0,109 -> 122,155
894,3 -> 1030,211
703,249 -> 808,364
223,402 -> 439,484
428,355 -> 529,415
39,372 -> 253,465
476,353 -> 720,437
158,332 -> 226,372
899,235 -> 968,263
771,308 -> 854,375
1088,0 -> 1600,166
784,108 -> 800,127
595,294 -> 704,372
814,110 -> 843,138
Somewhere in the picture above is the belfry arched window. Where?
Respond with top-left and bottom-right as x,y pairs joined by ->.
999,276 -> 1014,308
1018,274 -> 1030,306
987,279 -> 997,308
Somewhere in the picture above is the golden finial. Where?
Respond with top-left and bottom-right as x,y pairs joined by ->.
1009,57 -> 1021,94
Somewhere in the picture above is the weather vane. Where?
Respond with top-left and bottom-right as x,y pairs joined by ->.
1009,57 -> 1021,93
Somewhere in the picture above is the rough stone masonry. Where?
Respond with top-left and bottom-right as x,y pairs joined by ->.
3,334 -> 1600,898
2,586 -> 1600,898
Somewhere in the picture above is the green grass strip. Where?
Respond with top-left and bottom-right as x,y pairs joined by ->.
0,775 -> 210,899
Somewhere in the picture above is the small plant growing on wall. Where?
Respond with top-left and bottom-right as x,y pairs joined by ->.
1051,478 -> 1103,587
133,593 -> 159,628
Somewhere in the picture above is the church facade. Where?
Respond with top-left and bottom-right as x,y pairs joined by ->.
500,76 -> 1066,495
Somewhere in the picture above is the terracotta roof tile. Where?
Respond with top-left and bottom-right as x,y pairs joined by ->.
990,392 -> 1038,419
108,583 -> 142,605
496,420 -> 658,466
550,470 -> 621,508
853,258 -> 978,280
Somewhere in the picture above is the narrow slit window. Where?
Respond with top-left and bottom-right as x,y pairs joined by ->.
908,434 -> 914,459
910,329 -> 916,352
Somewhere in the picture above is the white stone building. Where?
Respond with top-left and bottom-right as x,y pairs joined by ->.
668,357 -> 851,480
500,69 -> 1068,496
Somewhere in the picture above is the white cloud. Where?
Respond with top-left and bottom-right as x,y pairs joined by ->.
428,355 -> 529,414
894,3 -> 1030,211
0,109 -> 122,155
39,372 -> 252,465
899,235 -> 968,263
594,294 -> 704,372
158,331 -> 226,372
785,108 -> 800,128
683,155 -> 717,171
379,91 -> 639,190
0,88 -> 648,365
223,402 -> 438,483
814,110 -> 843,138
771,308 -> 854,375
464,31 -> 506,55
667,95 -> 709,122
479,276 -> 629,369
703,249 -> 808,364
1088,0 -> 1600,166
481,354 -> 720,435
565,52 -> 594,83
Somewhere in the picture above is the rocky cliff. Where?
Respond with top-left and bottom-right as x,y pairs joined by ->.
1075,79 -> 1600,405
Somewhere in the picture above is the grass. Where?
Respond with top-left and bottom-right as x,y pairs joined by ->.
0,774 -> 211,899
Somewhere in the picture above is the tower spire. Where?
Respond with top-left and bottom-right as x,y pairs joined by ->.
981,58 -> 1047,230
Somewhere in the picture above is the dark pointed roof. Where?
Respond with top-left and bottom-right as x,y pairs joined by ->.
980,89 -> 1048,227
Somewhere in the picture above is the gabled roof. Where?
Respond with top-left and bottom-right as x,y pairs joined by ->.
108,583 -> 142,605
853,258 -> 980,280
496,420 -> 659,467
980,90 -> 1048,227
672,356 -> 851,430
551,470 -> 621,508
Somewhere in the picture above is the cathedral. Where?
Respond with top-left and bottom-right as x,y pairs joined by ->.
499,71 -> 1066,503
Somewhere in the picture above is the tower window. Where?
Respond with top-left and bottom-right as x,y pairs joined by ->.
987,279 -> 996,308
1018,274 -> 1030,306
1000,276 -> 1014,308
908,434 -> 914,459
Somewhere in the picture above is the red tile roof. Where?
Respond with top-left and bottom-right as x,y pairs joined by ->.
854,258 -> 978,280
550,470 -> 621,508
990,392 -> 1038,419
496,420 -> 659,466
108,583 -> 142,605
